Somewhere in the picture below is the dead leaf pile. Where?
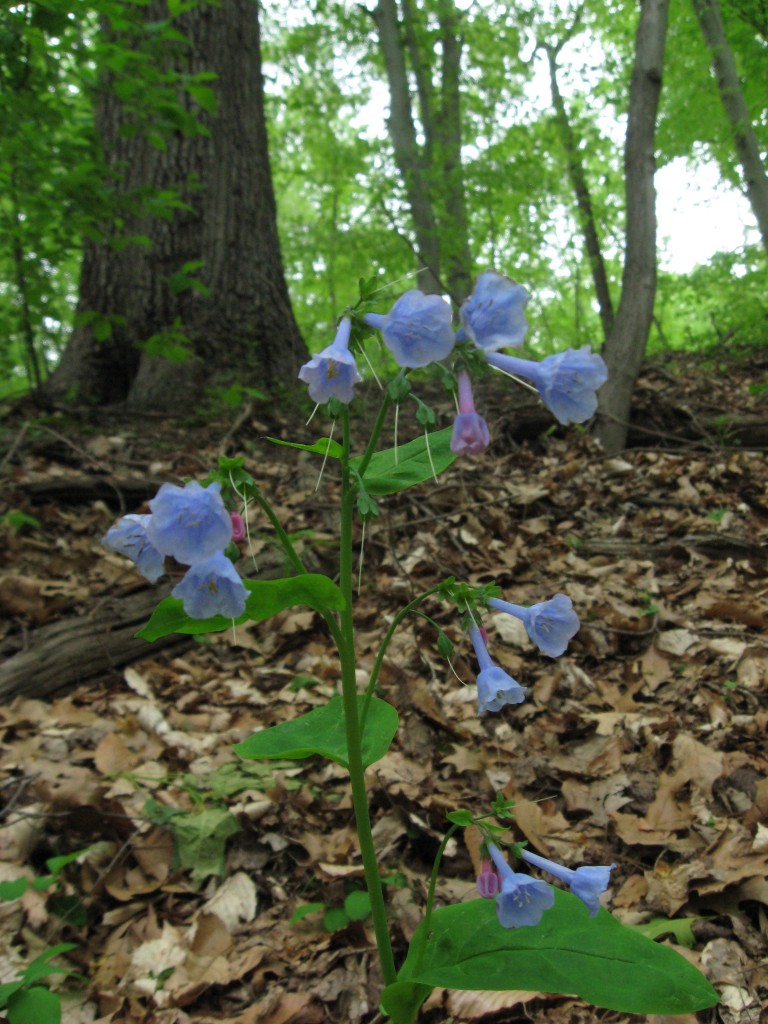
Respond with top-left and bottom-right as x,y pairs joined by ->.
1,356 -> 767,1023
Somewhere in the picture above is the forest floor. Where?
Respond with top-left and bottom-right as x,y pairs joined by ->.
1,351 -> 767,1024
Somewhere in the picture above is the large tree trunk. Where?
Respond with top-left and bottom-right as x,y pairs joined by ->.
595,0 -> 669,455
45,0 -> 306,412
691,0 -> 768,253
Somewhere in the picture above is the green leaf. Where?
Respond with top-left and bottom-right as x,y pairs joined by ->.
48,894 -> 88,927
634,915 -> 705,949
235,695 -> 398,770
19,944 -> 78,985
446,809 -> 473,827
265,436 -> 343,458
379,980 -> 432,1024
436,630 -> 453,658
8,986 -> 61,1024
387,894 -> 718,1016
0,980 -> 24,1010
323,907 -> 350,932
45,847 -> 91,878
344,890 -> 372,921
290,902 -> 326,925
0,878 -> 28,901
171,808 -> 241,883
351,427 -> 456,496
137,574 -> 345,640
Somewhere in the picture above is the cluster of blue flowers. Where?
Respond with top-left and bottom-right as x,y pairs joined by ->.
466,593 -> 579,715
102,481 -> 248,619
478,842 -> 615,928
297,270 -> 608,452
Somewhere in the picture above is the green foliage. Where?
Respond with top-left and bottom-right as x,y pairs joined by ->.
144,802 -> 241,884
235,694 -> 399,770
654,245 -> 767,353
0,0 -> 221,394
137,573 -> 345,641
382,893 -> 718,1021
0,943 -> 82,1024
350,427 -> 457,496
291,888 -> 373,933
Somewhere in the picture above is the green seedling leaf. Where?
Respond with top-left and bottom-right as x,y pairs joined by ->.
266,436 -> 343,458
384,894 -> 718,1017
0,879 -> 29,901
344,890 -> 372,921
0,980 -> 24,1009
19,944 -> 78,985
171,807 -> 242,883
323,907 -> 350,933
45,847 -> 91,878
290,902 -> 326,925
48,894 -> 87,927
235,695 -> 398,770
7,985 -> 61,1024
352,427 -> 456,496
138,574 -> 344,640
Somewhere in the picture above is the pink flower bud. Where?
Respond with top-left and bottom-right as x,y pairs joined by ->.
477,859 -> 501,898
230,511 -> 246,542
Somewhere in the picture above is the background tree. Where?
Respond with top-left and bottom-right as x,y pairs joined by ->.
45,0 -> 306,412
370,0 -> 473,300
596,0 -> 670,454
690,0 -> 768,252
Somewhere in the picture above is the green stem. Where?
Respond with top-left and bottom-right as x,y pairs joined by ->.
249,488 -> 306,576
356,390 -> 392,478
410,823 -> 460,976
359,584 -> 443,733
249,485 -> 345,649
339,409 -> 398,987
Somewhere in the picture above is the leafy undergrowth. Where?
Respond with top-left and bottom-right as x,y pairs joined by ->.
0,356 -> 767,1024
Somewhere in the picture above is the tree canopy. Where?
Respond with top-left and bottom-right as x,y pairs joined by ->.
1,0 -> 765,405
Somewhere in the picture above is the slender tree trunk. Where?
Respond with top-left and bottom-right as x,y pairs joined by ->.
436,0 -> 473,303
596,0 -> 670,455
371,0 -> 473,301
46,0 -> 306,411
544,44 -> 615,341
372,0 -> 442,293
691,0 -> 768,252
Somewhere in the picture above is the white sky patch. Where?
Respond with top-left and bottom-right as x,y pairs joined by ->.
656,158 -> 760,273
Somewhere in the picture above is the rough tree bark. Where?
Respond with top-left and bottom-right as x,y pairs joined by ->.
45,0 -> 306,412
691,0 -> 768,253
371,0 -> 472,302
542,41 -> 615,341
595,0 -> 670,455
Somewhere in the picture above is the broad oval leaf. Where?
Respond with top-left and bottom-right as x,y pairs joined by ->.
137,574 -> 344,641
234,695 -> 398,770
352,427 -> 456,496
386,893 -> 718,1017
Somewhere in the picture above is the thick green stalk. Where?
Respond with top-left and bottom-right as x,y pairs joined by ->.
338,410 -> 398,987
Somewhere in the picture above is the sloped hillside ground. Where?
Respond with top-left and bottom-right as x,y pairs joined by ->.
1,353 -> 767,1024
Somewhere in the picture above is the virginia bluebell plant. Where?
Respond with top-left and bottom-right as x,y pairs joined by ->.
102,269 -> 718,1023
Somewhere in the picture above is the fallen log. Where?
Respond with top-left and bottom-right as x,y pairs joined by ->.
0,584 -> 191,703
